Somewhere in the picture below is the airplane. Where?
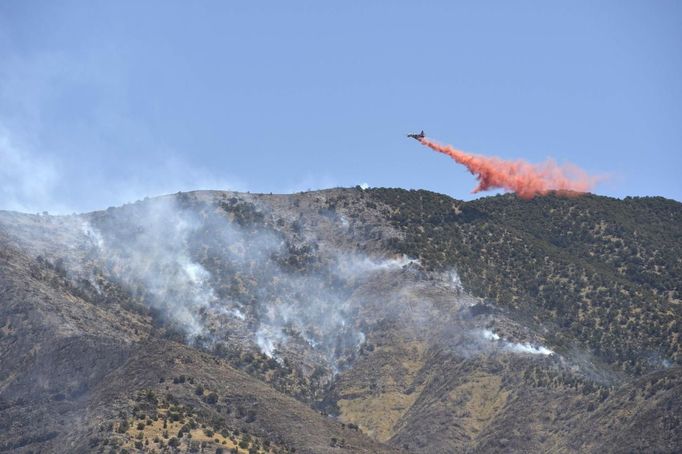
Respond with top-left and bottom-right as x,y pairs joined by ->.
407,130 -> 425,140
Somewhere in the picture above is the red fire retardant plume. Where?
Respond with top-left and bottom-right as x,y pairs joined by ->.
418,137 -> 596,199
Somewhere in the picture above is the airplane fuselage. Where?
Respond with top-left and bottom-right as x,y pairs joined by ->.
407,130 -> 425,140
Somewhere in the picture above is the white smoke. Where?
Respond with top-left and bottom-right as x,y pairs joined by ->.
78,194 -> 406,372
80,220 -> 105,250
480,329 -> 554,356
71,191 -> 561,378
255,325 -> 285,359
0,127 -> 61,213
507,342 -> 554,356
334,254 -> 418,280
449,271 -> 464,293
0,186 -> 564,379
83,196 -> 218,338
481,329 -> 501,341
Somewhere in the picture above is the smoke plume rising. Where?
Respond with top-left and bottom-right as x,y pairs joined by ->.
75,194 -> 425,374
0,189 -> 571,383
480,329 -> 554,355
418,137 -> 597,199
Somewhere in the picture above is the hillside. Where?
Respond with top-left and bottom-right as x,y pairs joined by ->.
369,189 -> 681,375
0,188 -> 680,453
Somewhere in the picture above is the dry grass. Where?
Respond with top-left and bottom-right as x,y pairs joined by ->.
447,372 -> 508,435
117,406 -> 266,454
338,388 -> 423,442
337,340 -> 427,442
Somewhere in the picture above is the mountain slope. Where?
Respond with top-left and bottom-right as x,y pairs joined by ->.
369,189 -> 681,375
1,188 -> 680,453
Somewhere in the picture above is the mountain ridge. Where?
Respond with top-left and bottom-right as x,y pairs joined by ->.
1,187 -> 680,453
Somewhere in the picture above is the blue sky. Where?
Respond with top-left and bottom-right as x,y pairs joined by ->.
0,1 -> 680,213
